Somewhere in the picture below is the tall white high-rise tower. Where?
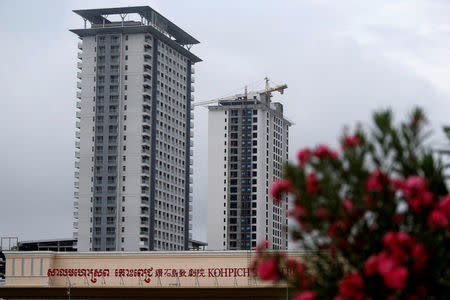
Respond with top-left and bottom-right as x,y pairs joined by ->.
206,88 -> 291,250
71,6 -> 200,251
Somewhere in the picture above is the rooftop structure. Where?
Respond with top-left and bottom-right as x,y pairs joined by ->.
70,6 -> 201,63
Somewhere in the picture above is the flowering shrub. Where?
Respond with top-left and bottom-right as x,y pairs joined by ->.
253,108 -> 450,299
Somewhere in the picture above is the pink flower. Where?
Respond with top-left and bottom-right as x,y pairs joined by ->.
330,150 -> 339,159
297,148 -> 311,166
407,197 -> 421,213
314,144 -> 331,159
306,172 -> 319,194
313,144 -> 338,160
339,272 -> 365,300
293,291 -> 316,300
296,263 -> 306,276
382,232 -> 396,249
366,169 -> 385,192
412,244 -> 428,273
383,266 -> 408,290
422,191 -> 434,206
316,207 -> 328,220
270,179 -> 294,204
402,176 -> 427,198
438,195 -> 450,216
327,223 -> 340,237
294,205 -> 308,224
343,199 -> 353,214
427,209 -> 449,230
377,252 -> 396,275
364,255 -> 379,276
343,135 -> 361,149
257,258 -> 279,281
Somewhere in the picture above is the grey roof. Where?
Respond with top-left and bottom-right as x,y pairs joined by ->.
18,238 -> 76,244
73,6 -> 199,45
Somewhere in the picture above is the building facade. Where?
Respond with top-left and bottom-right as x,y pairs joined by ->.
0,250 -> 306,299
207,92 -> 291,250
71,7 -> 201,252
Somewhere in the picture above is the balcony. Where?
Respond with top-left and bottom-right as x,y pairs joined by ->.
75,131 -> 80,139
143,66 -> 152,74
142,126 -> 151,135
77,52 -> 82,60
73,221 -> 79,229
142,136 -> 150,144
78,42 -> 82,50
191,94 -> 194,101
77,62 -> 82,69
143,87 -> 151,94
77,81 -> 82,89
144,56 -> 152,64
191,76 -> 195,83
77,72 -> 82,79
73,211 -> 79,218
74,191 -> 79,198
76,111 -> 81,118
74,201 -> 79,208
143,76 -> 152,84
75,141 -> 80,149
142,107 -> 151,115
191,86 -> 195,92
190,130 -> 194,138
76,101 -> 81,109
76,91 -> 81,99
74,171 -> 79,178
140,228 -> 149,235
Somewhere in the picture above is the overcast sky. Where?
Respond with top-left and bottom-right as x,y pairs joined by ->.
0,0 -> 449,243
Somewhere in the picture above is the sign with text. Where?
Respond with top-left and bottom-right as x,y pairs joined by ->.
47,267 -> 251,284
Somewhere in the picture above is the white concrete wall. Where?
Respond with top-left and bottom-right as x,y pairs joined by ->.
206,109 -> 227,250
77,35 -> 96,251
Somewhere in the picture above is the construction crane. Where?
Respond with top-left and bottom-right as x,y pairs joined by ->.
192,77 -> 287,107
